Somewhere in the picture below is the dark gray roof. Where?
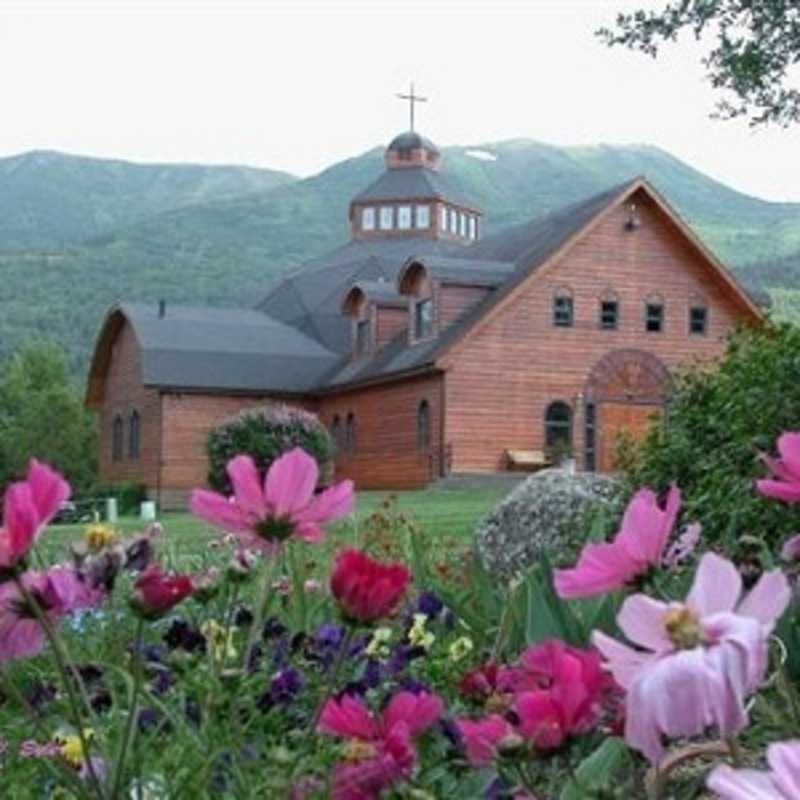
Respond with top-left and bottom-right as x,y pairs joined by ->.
399,255 -> 515,288
347,280 -> 406,308
387,131 -> 440,154
119,303 -> 339,393
351,166 -> 477,209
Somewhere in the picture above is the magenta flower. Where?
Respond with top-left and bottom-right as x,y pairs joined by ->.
757,433 -> 800,503
593,553 -> 790,764
191,449 -> 354,554
781,534 -> 800,563
0,566 -> 102,663
554,485 -> 685,599
456,716 -> 515,767
708,739 -> 800,799
0,460 -> 70,571
317,691 -> 443,799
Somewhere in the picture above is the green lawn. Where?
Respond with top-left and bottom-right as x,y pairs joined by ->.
44,487 -> 508,567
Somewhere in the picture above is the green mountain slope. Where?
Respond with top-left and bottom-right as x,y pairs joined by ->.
0,150 -> 296,250
4,140 -> 800,374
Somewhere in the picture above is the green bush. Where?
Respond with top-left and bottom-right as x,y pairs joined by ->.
207,404 -> 333,494
620,323 -> 800,553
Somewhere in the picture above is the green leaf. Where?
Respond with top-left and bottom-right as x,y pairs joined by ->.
559,737 -> 632,800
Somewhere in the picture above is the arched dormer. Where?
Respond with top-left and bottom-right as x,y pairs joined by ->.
341,281 -> 408,355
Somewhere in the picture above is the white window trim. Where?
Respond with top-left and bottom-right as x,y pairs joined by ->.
449,208 -> 458,234
379,206 -> 394,230
361,207 -> 375,231
439,205 -> 447,231
398,205 -> 412,230
415,204 -> 430,229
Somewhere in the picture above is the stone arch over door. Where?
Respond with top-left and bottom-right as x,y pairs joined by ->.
584,349 -> 671,472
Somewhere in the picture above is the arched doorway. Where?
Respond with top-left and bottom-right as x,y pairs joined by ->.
584,349 -> 670,472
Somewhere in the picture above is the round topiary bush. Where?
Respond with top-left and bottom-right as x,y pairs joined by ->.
474,468 -> 622,580
207,404 -> 334,494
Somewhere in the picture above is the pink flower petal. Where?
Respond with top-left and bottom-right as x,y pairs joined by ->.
780,534 -> 800,563
768,740 -> 800,798
617,486 -> 680,566
295,480 -> 355,526
456,716 -> 513,767
317,694 -> 380,741
616,595 -> 672,652
382,691 -> 443,738
553,541 -> 639,599
3,483 -> 38,561
226,455 -> 267,518
190,490 -> 251,533
737,569 -> 791,629
777,433 -> 800,480
687,552 -> 742,617
26,459 -> 70,527
264,449 -> 318,517
707,764 -> 780,800
756,479 -> 800,503
592,630 -> 655,690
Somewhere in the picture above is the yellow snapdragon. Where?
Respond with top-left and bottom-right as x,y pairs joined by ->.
408,613 -> 435,651
365,627 -> 393,658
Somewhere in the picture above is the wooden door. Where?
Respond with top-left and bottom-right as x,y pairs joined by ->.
598,403 -> 662,472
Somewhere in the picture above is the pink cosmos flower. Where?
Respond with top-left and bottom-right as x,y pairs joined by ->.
0,460 -> 70,570
0,566 -> 102,663
593,552 -> 790,764
780,534 -> 800,563
191,449 -> 354,554
554,485 -> 685,599
317,691 -> 443,799
707,740 -> 800,799
757,433 -> 800,503
456,715 -> 515,767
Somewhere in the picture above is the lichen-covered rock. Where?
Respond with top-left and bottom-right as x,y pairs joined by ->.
474,468 -> 622,579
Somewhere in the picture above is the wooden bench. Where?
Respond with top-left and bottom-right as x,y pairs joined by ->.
505,449 -> 552,472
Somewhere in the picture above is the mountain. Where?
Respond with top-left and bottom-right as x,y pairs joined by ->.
2,140 -> 800,375
0,150 -> 296,250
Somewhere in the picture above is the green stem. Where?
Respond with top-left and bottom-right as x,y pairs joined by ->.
14,576 -> 106,800
310,626 -> 355,730
287,541 -> 307,633
242,557 -> 277,673
110,617 -> 146,799
727,736 -> 744,768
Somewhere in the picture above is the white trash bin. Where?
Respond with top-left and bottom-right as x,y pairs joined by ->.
105,497 -> 118,524
140,500 -> 157,522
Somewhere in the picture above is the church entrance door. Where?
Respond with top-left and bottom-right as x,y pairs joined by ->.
597,402 -> 662,472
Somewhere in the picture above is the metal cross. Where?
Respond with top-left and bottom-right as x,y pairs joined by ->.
396,82 -> 427,132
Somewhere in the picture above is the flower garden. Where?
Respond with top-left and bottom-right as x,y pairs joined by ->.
2,429 -> 800,798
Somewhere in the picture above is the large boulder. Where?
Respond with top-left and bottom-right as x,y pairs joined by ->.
474,468 -> 622,579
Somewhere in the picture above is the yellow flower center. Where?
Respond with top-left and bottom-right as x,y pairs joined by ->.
664,606 -> 705,650
84,524 -> 118,552
343,739 -> 378,762
56,729 -> 94,768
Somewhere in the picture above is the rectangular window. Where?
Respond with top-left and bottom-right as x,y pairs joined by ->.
449,209 -> 458,234
646,303 -> 664,332
415,298 -> 434,339
415,204 -> 430,229
397,206 -> 412,230
379,206 -> 394,230
439,205 -> 448,231
361,207 -> 375,231
690,306 -> 708,335
459,212 -> 467,237
600,300 -> 618,330
468,216 -> 477,240
355,319 -> 370,355
553,296 -> 573,327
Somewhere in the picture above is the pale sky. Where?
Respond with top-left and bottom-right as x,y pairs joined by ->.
2,0 -> 800,201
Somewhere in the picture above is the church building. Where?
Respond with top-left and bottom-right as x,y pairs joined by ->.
86,118 -> 763,508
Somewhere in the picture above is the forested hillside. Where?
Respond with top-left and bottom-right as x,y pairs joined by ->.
2,140 -> 799,373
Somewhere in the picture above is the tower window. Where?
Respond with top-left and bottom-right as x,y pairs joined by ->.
600,300 -> 619,330
449,208 -> 458,234
690,305 -> 708,335
646,302 -> 664,332
112,415 -> 123,462
414,298 -> 434,339
439,205 -> 447,232
459,213 -> 467,237
415,204 -> 430,229
379,206 -> 394,230
128,410 -> 141,460
355,318 -> 371,355
361,207 -> 375,231
398,206 -> 412,230
553,289 -> 574,328
468,216 -> 477,240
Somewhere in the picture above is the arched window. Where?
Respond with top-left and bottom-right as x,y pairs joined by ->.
345,413 -> 357,454
112,415 -> 124,462
545,401 -> 573,456
599,289 -> 619,330
331,415 -> 342,452
645,293 -> 665,333
128,411 -> 141,460
417,400 -> 431,449
552,287 -> 574,328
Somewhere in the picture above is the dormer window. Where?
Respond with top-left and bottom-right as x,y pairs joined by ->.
361,207 -> 375,231
355,318 -> 371,355
414,297 -> 434,339
379,206 -> 394,230
439,205 -> 447,231
469,216 -> 477,240
415,204 -> 430,229
459,213 -> 467,237
449,209 -> 458,234
398,206 -> 412,230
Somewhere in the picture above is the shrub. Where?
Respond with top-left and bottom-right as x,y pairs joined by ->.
620,322 -> 800,552
206,404 -> 333,494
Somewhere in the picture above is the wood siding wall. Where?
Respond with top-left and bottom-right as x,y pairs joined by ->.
439,284 -> 490,330
376,307 -> 408,349
443,190 -> 746,473
318,373 -> 443,490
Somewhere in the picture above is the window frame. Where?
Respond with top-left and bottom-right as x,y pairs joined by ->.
689,305 -> 708,335
600,298 -> 619,330
645,301 -> 665,333
552,288 -> 574,328
331,414 -> 342,453
361,207 -> 376,231
128,410 -> 141,460
544,401 -> 573,456
415,204 -> 430,229
439,205 -> 448,232
414,297 -> 434,340
355,317 -> 371,356
379,206 -> 394,230
397,205 -> 412,230
112,414 -> 124,462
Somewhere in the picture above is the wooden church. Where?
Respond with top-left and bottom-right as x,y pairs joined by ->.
86,106 -> 763,507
